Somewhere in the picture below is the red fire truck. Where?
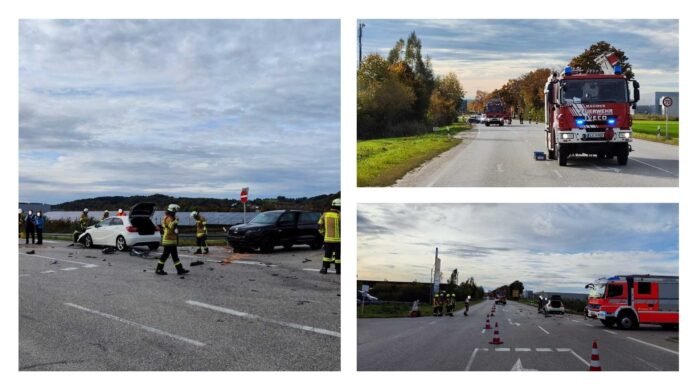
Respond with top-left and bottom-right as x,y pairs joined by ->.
483,99 -> 509,126
544,53 -> 641,166
585,275 -> 678,330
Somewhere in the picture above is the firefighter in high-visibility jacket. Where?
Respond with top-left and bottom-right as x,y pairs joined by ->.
156,204 -> 189,276
318,198 -> 340,275
191,211 -> 208,254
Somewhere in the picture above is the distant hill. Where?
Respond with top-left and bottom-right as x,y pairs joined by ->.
52,192 -> 341,212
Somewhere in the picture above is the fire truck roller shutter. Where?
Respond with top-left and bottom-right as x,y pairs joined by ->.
659,280 -> 679,312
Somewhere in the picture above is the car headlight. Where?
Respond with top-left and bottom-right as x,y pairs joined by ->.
619,132 -> 631,139
561,133 -> 574,140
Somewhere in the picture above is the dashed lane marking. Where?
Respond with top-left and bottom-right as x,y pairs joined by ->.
584,323 -> 594,327
495,348 -> 510,352
603,329 -> 618,335
64,303 -> 206,347
627,337 -> 678,355
60,267 -> 79,271
186,300 -> 340,338
467,347 -> 591,369
553,170 -> 563,178
538,326 -> 550,335
40,270 -> 56,274
571,319 -> 579,323
536,348 -> 552,352
515,348 -> 531,352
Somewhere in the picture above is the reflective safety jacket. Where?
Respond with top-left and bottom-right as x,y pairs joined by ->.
318,209 -> 340,243
79,213 -> 89,230
195,216 -> 207,238
161,215 -> 179,246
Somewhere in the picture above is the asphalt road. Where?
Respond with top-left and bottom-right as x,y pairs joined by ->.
357,300 -> 678,371
396,123 -> 679,187
19,240 -> 340,371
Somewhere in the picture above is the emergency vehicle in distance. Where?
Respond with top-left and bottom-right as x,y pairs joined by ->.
585,275 -> 678,330
544,52 -> 641,166
483,99 -> 509,126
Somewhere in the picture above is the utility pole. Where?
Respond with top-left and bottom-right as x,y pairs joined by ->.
358,23 -> 366,68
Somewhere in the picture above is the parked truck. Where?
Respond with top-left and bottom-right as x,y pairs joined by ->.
544,52 -> 640,166
585,275 -> 678,330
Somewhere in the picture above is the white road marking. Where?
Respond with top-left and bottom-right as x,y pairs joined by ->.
536,348 -> 552,352
507,318 -> 514,326
186,300 -> 340,338
629,157 -> 676,176
40,270 -> 56,274
594,165 -> 621,173
515,322 -> 520,326
514,348 -> 531,352
495,348 -> 510,352
464,348 -> 479,371
556,348 -> 571,352
481,329 -> 486,334
511,358 -> 538,371
569,349 -> 590,367
21,253 -> 94,267
178,254 -> 220,263
634,356 -> 661,371
553,170 -> 563,178
603,329 -> 618,335
538,326 -> 550,335
64,303 -> 206,347
584,323 -> 594,327
60,267 -> 79,271
627,337 -> 679,355
302,268 -> 336,274
571,319 -> 579,323
83,264 -> 98,268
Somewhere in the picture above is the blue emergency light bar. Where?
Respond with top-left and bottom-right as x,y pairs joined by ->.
575,118 -> 585,127
614,64 -> 622,74
608,118 -> 616,125
564,66 -> 573,76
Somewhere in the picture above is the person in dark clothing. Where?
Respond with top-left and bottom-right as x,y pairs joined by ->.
25,210 -> 36,244
537,295 -> 544,313
34,211 -> 45,245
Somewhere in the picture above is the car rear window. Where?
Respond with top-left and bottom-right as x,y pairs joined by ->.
111,218 -> 123,226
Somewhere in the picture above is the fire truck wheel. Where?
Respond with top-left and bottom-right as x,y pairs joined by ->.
617,144 -> 629,165
617,311 -> 638,330
557,145 -> 568,166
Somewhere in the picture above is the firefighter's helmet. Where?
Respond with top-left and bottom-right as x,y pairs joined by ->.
190,211 -> 198,218
167,204 -> 181,213
83,208 -> 89,213
332,198 -> 341,208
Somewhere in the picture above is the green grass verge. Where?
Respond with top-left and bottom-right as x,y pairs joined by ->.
632,120 -> 679,145
358,300 -> 481,318
357,123 -> 472,187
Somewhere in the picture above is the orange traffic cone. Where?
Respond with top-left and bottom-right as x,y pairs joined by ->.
489,322 -> 504,345
589,340 -> 602,371
485,315 -> 491,329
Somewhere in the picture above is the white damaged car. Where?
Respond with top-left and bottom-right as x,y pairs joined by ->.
78,202 -> 160,251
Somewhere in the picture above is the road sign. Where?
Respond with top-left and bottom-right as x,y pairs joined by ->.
662,96 -> 673,107
240,187 -> 249,203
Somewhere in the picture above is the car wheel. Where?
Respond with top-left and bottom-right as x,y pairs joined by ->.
617,311 -> 638,330
148,243 -> 159,251
84,234 -> 93,248
115,236 -> 128,252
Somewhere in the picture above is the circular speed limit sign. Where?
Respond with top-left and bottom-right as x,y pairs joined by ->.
662,96 -> 673,107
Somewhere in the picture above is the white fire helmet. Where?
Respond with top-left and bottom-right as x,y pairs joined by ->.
167,204 -> 181,213
190,211 -> 199,218
331,198 -> 341,208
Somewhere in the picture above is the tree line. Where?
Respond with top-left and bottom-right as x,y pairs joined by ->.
362,275 -> 485,303
357,32 -> 465,139
472,41 -> 633,122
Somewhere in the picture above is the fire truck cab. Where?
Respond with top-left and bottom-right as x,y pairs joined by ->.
484,99 -> 506,127
585,275 -> 678,330
544,56 -> 640,166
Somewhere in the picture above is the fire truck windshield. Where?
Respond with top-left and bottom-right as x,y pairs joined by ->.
588,284 -> 606,298
562,79 -> 628,103
486,102 -> 503,113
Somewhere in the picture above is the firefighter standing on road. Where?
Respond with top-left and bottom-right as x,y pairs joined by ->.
35,211 -> 45,245
191,211 -> 209,254
116,208 -> 126,216
102,210 -> 109,220
156,204 -> 189,276
464,295 -> 470,316
19,209 -> 24,239
318,198 -> 341,275
433,293 -> 441,317
25,210 -> 36,244
537,295 -> 544,313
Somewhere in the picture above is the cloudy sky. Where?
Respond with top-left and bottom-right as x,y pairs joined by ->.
19,20 -> 339,204
358,204 -> 678,293
359,19 -> 678,102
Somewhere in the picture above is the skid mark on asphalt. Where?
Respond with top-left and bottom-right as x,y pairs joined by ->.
64,303 -> 206,347
186,300 -> 340,338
